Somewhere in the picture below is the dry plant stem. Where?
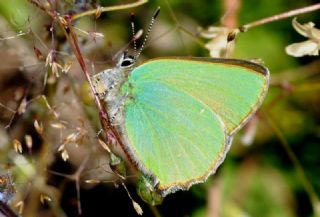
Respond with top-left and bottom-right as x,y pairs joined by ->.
71,0 -> 148,20
26,0 -> 135,167
241,3 -> 320,30
50,157 -> 89,215
61,21 -> 131,161
26,0 -> 147,21
0,201 -> 19,217
264,115 -> 320,217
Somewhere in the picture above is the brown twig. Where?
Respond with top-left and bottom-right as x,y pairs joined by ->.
61,19 -> 132,161
240,3 -> 320,31
26,0 -> 148,21
71,0 -> 148,21
25,0 -> 136,168
0,201 -> 19,217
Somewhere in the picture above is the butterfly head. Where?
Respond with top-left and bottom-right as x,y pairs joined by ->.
117,51 -> 135,69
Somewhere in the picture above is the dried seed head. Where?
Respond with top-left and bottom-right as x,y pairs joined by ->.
57,144 -> 65,152
98,139 -> 111,153
132,201 -> 143,215
58,16 -> 68,27
85,179 -> 101,184
50,122 -> 66,129
61,149 -> 69,161
34,46 -> 44,60
45,50 -> 54,67
17,97 -> 27,115
95,6 -> 102,18
51,62 -> 61,77
62,61 -> 73,73
34,120 -> 43,135
25,135 -> 33,150
14,201 -> 24,214
13,139 -> 23,154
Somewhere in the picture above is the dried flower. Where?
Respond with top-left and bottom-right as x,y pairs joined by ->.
198,26 -> 236,58
285,18 -> 320,57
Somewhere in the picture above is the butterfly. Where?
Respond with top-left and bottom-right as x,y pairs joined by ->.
92,7 -> 269,200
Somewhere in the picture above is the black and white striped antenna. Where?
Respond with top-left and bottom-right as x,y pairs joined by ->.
130,12 -> 138,57
135,7 -> 160,60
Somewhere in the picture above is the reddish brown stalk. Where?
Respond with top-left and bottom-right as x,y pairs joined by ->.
25,0 -> 135,163
0,201 -> 19,217
62,19 -> 131,159
241,3 -> 320,30
71,0 -> 148,21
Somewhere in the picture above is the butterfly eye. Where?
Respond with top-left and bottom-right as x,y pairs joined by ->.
120,56 -> 135,68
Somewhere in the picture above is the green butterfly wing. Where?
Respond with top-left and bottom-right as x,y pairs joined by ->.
121,58 -> 269,195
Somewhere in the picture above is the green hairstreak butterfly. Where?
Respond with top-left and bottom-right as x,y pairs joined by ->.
92,7 -> 269,200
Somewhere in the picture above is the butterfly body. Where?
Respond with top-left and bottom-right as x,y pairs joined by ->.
92,56 -> 269,196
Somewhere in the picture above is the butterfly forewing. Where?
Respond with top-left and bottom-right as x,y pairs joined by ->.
120,58 -> 269,195
129,58 -> 269,135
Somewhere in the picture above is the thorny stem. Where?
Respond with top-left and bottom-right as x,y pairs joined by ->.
71,0 -> 148,21
264,115 -> 320,217
241,3 -> 320,31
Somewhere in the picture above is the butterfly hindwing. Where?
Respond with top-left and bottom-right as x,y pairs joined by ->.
123,80 -> 228,195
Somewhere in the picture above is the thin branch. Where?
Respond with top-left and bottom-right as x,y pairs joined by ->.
26,0 -> 137,167
0,201 -> 19,217
241,3 -> 320,31
71,0 -> 148,21
264,115 -> 320,217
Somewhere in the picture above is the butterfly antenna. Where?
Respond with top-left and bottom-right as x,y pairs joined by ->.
131,12 -> 137,56
135,7 -> 160,60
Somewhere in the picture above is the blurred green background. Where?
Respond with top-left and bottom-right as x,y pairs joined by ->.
0,0 -> 319,217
